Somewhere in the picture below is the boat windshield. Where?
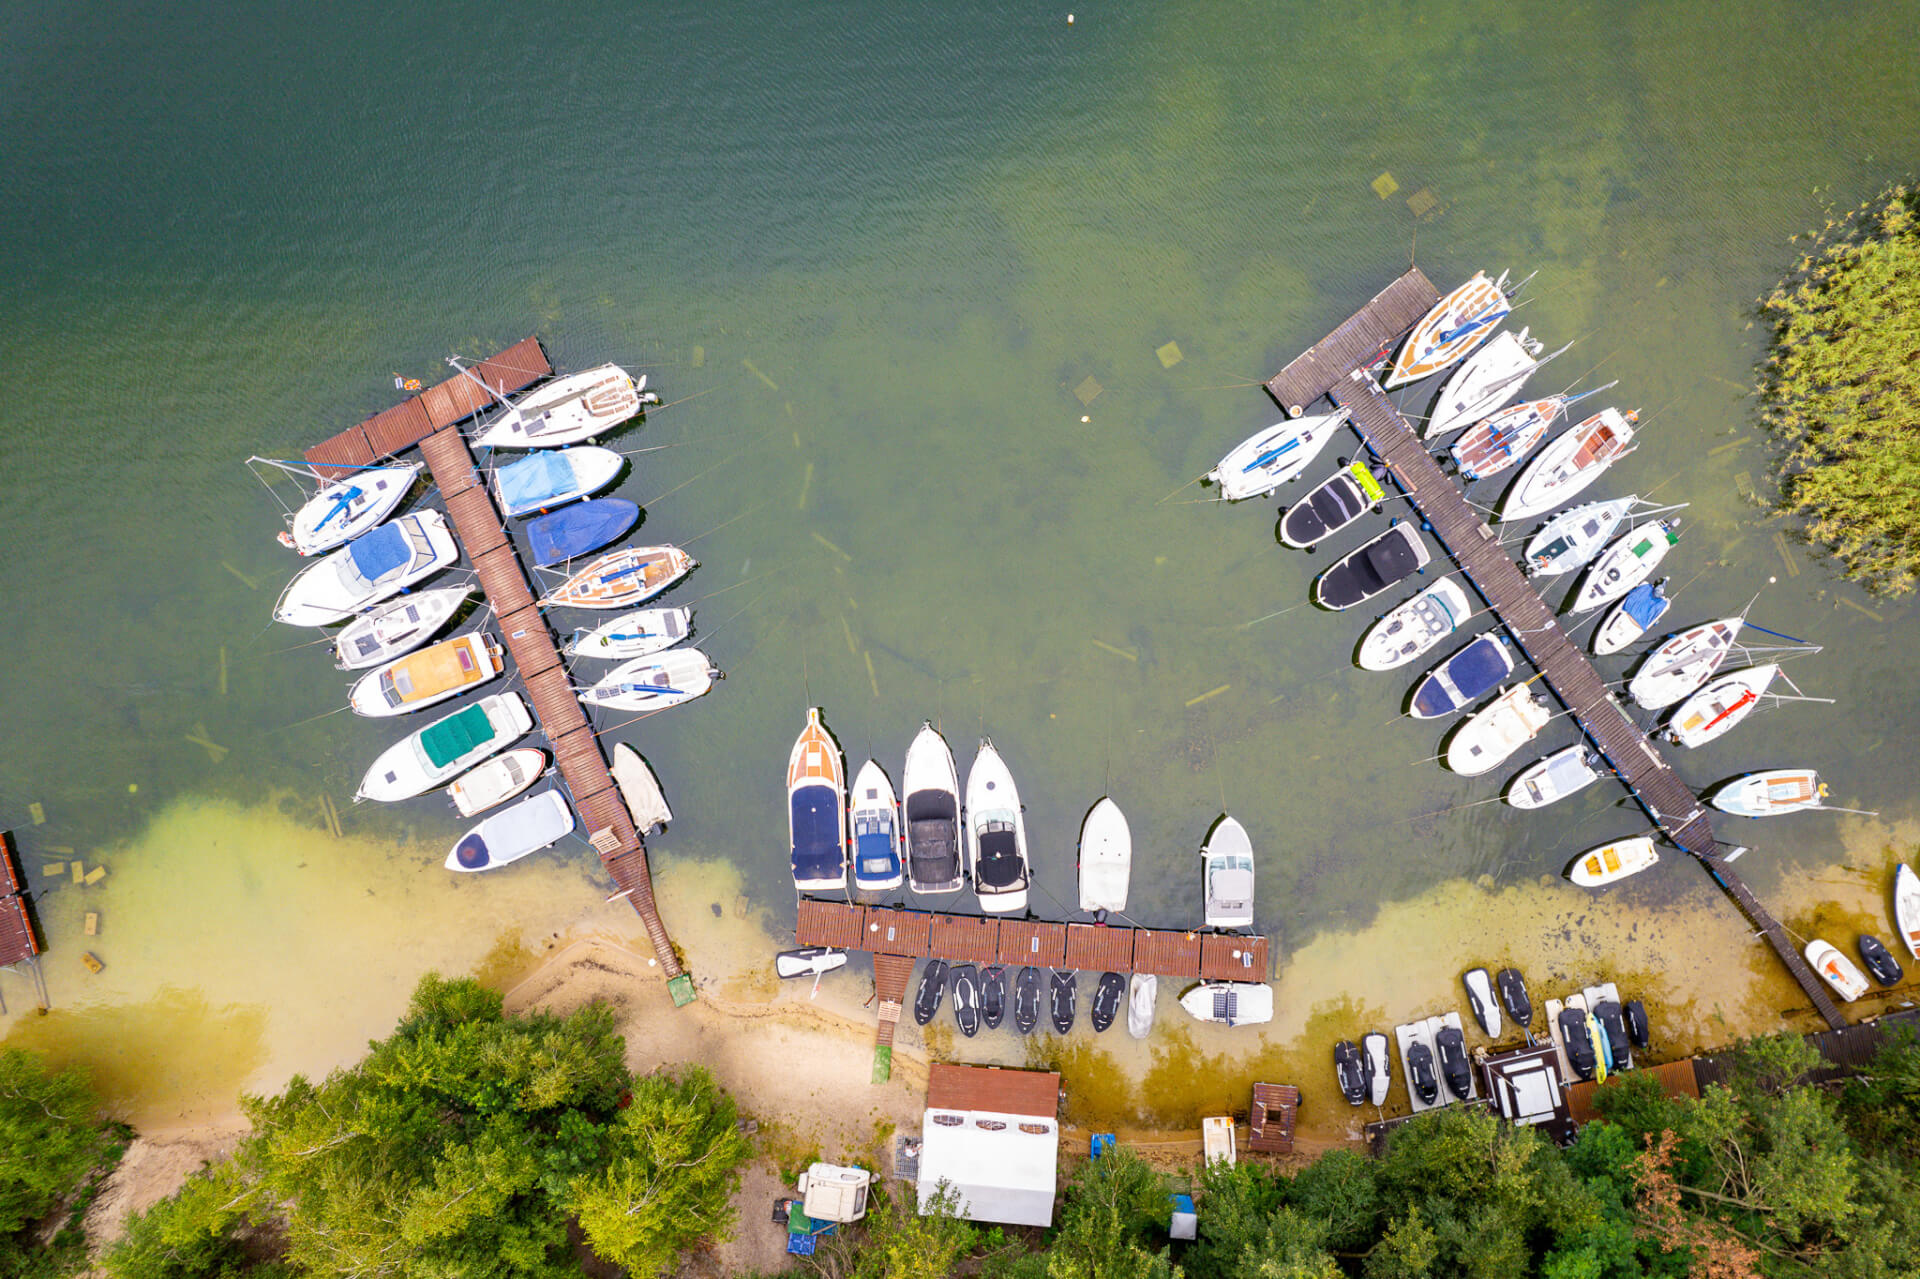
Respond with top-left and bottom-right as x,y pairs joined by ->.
974,822 -> 1025,889
908,817 -> 959,883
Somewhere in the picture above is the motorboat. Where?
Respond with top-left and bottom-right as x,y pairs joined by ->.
1507,746 -> 1603,810
848,759 -> 905,893
1500,409 -> 1639,522
788,708 -> 847,893
1410,634 -> 1515,718
471,365 -> 648,449
965,738 -> 1031,914
1450,396 -> 1562,481
902,722 -> 964,895
1859,936 -> 1903,987
525,498 -> 640,568
1423,328 -> 1551,438
1709,769 -> 1824,818
1895,864 -> 1920,961
1386,271 -> 1513,389
1178,981 -> 1274,1027
1014,966 -> 1042,1034
1279,461 -> 1386,548
1090,972 -> 1125,1033
1593,579 -> 1671,656
914,960 -> 949,1024
1050,970 -> 1077,1034
1363,1033 -> 1391,1104
1570,520 -> 1680,614
580,649 -> 719,713
1462,967 -> 1501,1038
1629,618 -> 1742,710
1334,1040 -> 1367,1104
1624,1000 -> 1649,1049
1524,496 -> 1640,577
275,512 -> 459,627
981,965 -> 1008,1029
357,693 -> 532,802
950,964 -> 982,1038
566,607 -> 693,660
1201,817 -> 1255,929
540,546 -> 695,610
1314,523 -> 1431,611
1568,837 -> 1659,887
611,743 -> 672,834
445,790 -> 574,873
1077,797 -> 1131,918
1667,665 -> 1779,749
1357,577 -> 1473,672
287,463 -> 422,555
775,948 -> 848,979
492,446 -> 624,517
1557,1007 -> 1597,1081
333,586 -> 472,670
1405,1042 -> 1439,1104
1206,408 -> 1351,500
1496,969 -> 1532,1029
1435,1026 -> 1471,1100
448,747 -> 546,818
1444,685 -> 1551,776
1804,940 -> 1869,1002
348,631 -> 503,717
1127,973 -> 1156,1039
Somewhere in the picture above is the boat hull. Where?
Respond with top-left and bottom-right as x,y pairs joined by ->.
1280,462 -> 1385,549
566,607 -> 693,660
448,747 -> 547,818
1593,579 -> 1669,656
902,723 -> 964,895
1357,577 -> 1472,671
357,693 -> 533,802
333,586 -> 473,670
525,498 -> 641,567
1207,409 -> 1350,501
1628,618 -> 1740,710
1127,973 -> 1156,1039
611,743 -> 673,833
1314,524 -> 1431,611
1424,328 -> 1538,438
849,758 -> 905,893
1667,664 -> 1779,749
1202,816 -> 1255,929
472,365 -> 643,449
275,512 -> 460,627
1178,981 -> 1274,1027
1501,410 -> 1636,523
1709,768 -> 1821,818
543,546 -> 695,610
1450,397 -> 1560,480
1506,745 -> 1601,810
348,631 -> 503,718
788,708 -> 847,892
445,790 -> 574,872
1387,271 -> 1510,389
1524,497 -> 1639,578
1410,634 -> 1514,719
966,739 -> 1030,914
1568,836 -> 1659,887
1895,863 -> 1920,962
493,446 -> 625,517
289,464 -> 422,555
1444,685 -> 1550,776
581,649 -> 717,712
1804,940 -> 1869,1001
1571,520 -> 1679,614
1077,797 -> 1131,915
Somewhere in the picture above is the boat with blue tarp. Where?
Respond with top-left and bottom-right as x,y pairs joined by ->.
492,446 -> 624,517
525,498 -> 640,567
1410,634 -> 1515,719
275,511 -> 461,627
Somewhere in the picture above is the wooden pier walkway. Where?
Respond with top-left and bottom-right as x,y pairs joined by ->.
1268,270 -> 1843,1031
305,341 -> 691,1005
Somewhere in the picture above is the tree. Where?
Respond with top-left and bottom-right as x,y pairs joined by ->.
819,1181 -> 978,1279
0,1047 -> 108,1241
1183,1161 -> 1281,1279
1045,1147 -> 1179,1279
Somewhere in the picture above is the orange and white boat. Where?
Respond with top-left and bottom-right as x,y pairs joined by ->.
1804,940 -> 1869,1002
1568,837 -> 1658,887
1385,271 -> 1514,389
348,631 -> 504,717
1709,769 -> 1824,818
788,707 -> 847,893
1667,665 -> 1778,749
540,545 -> 694,609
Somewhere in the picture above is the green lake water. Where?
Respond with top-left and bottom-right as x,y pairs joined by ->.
3,1 -> 1919,1120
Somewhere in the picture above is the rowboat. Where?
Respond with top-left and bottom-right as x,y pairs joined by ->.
1507,745 -> 1603,810
1593,579 -> 1670,656
493,446 -> 624,517
348,631 -> 503,717
1179,981 -> 1274,1027
1386,271 -> 1512,389
447,747 -> 546,818
1462,967 -> 1502,1038
1363,1032 -> 1391,1104
566,607 -> 694,660
1451,397 -> 1560,481
1667,664 -> 1779,749
1410,634 -> 1515,719
1357,578 -> 1473,671
1127,974 -> 1157,1039
1570,519 -> 1680,614
1444,685 -> 1551,776
471,366 -> 649,449
1423,327 -> 1549,437
1077,796 -> 1132,917
525,499 -> 640,567
902,723 -> 964,895
1627,617 -> 1741,709
965,738 -> 1031,914
357,693 -> 533,802
1804,940 -> 1869,1002
333,586 -> 472,670
611,743 -> 673,833
1895,864 -> 1920,961
1567,836 -> 1659,887
788,708 -> 847,893
579,648 -> 719,713
1314,524 -> 1431,610
445,790 -> 575,873
1524,497 -> 1640,577
1202,816 -> 1254,928
540,546 -> 695,609
1279,461 -> 1386,548
1206,408 -> 1351,501
275,512 -> 460,627
1709,769 -> 1825,818
287,463 -> 422,555
848,759 -> 905,893
1500,409 -> 1638,522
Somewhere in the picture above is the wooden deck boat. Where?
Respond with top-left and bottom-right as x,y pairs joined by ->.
1450,396 -> 1559,480
541,546 -> 695,609
1386,270 -> 1512,389
1500,409 -> 1639,522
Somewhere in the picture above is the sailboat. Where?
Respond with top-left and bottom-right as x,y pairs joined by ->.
492,446 -> 625,517
1506,745 -> 1604,810
470,365 -> 650,449
611,743 -> 673,834
525,499 -> 640,567
274,512 -> 461,627
1423,328 -> 1563,438
356,693 -> 533,802
579,649 -> 719,713
1410,635 -> 1515,719
1077,797 -> 1132,918
1314,524 -> 1431,610
347,631 -> 504,717
1280,462 -> 1386,548
1570,520 -> 1681,614
1357,578 -> 1473,671
1667,664 -> 1780,749
848,760 -> 905,892
1709,769 -> 1826,818
333,586 -> 473,670
788,708 -> 847,893
902,722 -> 964,895
1206,408 -> 1351,501
445,790 -> 575,873
1500,409 -> 1639,522
1444,685 -> 1552,776
282,462 -> 423,555
1386,271 -> 1514,389
1593,579 -> 1671,656
1450,398 -> 1558,481
566,607 -> 694,660
1627,617 -> 1742,709
1567,837 -> 1659,887
541,546 -> 695,610
965,739 -> 1031,914
1201,817 -> 1255,928
1524,497 -> 1640,577
1895,864 -> 1920,962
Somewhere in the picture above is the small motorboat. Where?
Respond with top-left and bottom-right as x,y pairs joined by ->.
1014,966 -> 1042,1034
1667,664 -> 1779,749
966,739 -> 1031,914
1435,1026 -> 1471,1100
1805,940 -> 1869,1002
1178,981 -> 1274,1027
1206,408 -> 1351,501
1500,409 -> 1639,523
1363,1032 -> 1391,1105
1593,579 -> 1671,656
1507,746 -> 1603,810
1078,797 -> 1131,918
1405,1042 -> 1439,1104
1127,973 -> 1156,1039
981,965 -> 1008,1029
1450,396 -> 1567,481
1201,817 -> 1255,929
1314,523 -> 1431,611
1858,936 -> 1903,987
1496,969 -> 1532,1029
357,693 -> 533,802
1624,1000 -> 1649,1049
1570,520 -> 1680,614
787,708 -> 847,893
1592,1000 -> 1632,1071
1280,461 -> 1386,549
445,789 -> 575,873
540,546 -> 696,610
902,723 -> 964,895
580,649 -> 720,713
448,747 -> 546,818
566,607 -> 694,660
1568,837 -> 1659,887
1710,769 -> 1825,819
471,365 -> 648,449
1334,1040 -> 1367,1105
1386,271 -> 1513,389
1524,496 -> 1641,577
1090,972 -> 1126,1033
1444,685 -> 1551,776
1410,634 -> 1515,719
1462,968 -> 1502,1038
1557,1007 -> 1597,1080
333,586 -> 473,670
1050,970 -> 1077,1034
275,512 -> 461,627
525,498 -> 641,568
914,960 -> 949,1024
950,964 -> 982,1038
1357,577 -> 1473,672
492,446 -> 624,517
1629,618 -> 1743,710
1895,864 -> 1920,961
1423,328 -> 1550,438
848,759 -> 905,893
348,631 -> 503,717
611,743 -> 673,833
775,947 -> 848,979
287,463 -> 423,555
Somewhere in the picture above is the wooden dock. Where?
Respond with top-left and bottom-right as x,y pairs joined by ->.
1269,270 -> 1843,1031
0,831 -> 47,1013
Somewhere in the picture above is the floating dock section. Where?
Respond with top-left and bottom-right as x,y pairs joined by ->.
0,831 -> 47,1013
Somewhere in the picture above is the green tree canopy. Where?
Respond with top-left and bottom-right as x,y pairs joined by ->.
0,1047 -> 108,1240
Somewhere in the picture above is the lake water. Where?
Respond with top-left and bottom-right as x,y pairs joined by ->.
3,1 -> 1918,1127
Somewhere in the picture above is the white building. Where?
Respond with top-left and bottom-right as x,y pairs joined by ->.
916,1063 -> 1060,1228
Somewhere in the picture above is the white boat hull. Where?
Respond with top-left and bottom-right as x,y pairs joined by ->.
1805,940 -> 1869,1001
1894,864 -> 1920,962
1710,769 -> 1822,818
1127,973 -> 1157,1039
358,692 -> 533,802
289,464 -> 422,555
275,511 -> 460,627
1507,745 -> 1602,810
333,586 -> 474,670
1178,981 -> 1273,1026
445,790 -> 574,872
1568,837 -> 1659,887
1357,578 -> 1473,671
848,758 -> 904,892
580,649 -> 717,713
1524,497 -> 1639,577
494,446 -> 625,517
566,607 -> 693,659
1592,580 -> 1669,656
1667,664 -> 1779,749
1501,409 -> 1637,523
347,631 -> 502,718
1444,686 -> 1551,776
1363,1032 -> 1391,1105
1628,618 -> 1740,710
1078,797 -> 1132,914
1570,520 -> 1678,614
965,739 -> 1031,914
1207,409 -> 1349,501
1202,816 -> 1255,928
1424,328 -> 1538,438
902,724 -> 964,895
612,743 -> 674,833
448,747 -> 547,818
471,366 -> 643,449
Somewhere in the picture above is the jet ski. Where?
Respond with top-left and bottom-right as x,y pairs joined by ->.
1014,966 -> 1042,1034
1496,968 -> 1533,1029
980,965 -> 1008,1029
1406,1042 -> 1439,1104
1558,1007 -> 1597,1080
1362,1032 -> 1391,1105
1859,935 -> 1904,987
950,964 -> 982,1038
1623,999 -> 1650,1050
1050,970 -> 1078,1034
914,960 -> 949,1025
1436,1026 -> 1472,1101
1462,968 -> 1502,1038
1090,973 -> 1125,1033
1334,1040 -> 1367,1105
1592,1000 -> 1632,1070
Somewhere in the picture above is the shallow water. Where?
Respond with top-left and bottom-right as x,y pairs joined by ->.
3,1 -> 1918,1119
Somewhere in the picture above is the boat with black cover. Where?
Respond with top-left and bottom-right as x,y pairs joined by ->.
914,959 -> 948,1025
1593,1000 -> 1632,1069
950,964 -> 981,1038
1624,1000 -> 1649,1049
981,965 -> 1008,1029
1557,1007 -> 1597,1080
1411,635 -> 1515,719
1435,1026 -> 1471,1100
1859,936 -> 1903,987
1280,460 -> 1386,549
1363,1032 -> 1391,1105
1462,968 -> 1501,1038
1406,1042 -> 1439,1105
1497,968 -> 1533,1029
1334,1040 -> 1367,1105
1050,969 -> 1077,1034
1014,966 -> 1042,1034
902,723 -> 964,895
1090,972 -> 1125,1033
1314,523 -> 1430,610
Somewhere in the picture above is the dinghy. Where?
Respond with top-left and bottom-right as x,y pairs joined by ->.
950,964 -> 982,1038
448,747 -> 546,818
1127,974 -> 1156,1039
965,738 -> 1031,914
1895,864 -> 1920,961
275,512 -> 460,627
1014,966 -> 1042,1034
1202,817 -> 1255,929
1077,797 -> 1131,918
788,707 -> 847,893
493,446 -> 624,517
902,723 -> 964,895
775,947 -> 847,979
357,693 -> 533,802
1667,664 -> 1779,749
1805,940 -> 1869,1002
1363,1032 -> 1391,1104
1593,580 -> 1670,656
1334,1040 -> 1367,1105
445,790 -> 574,872
1496,969 -> 1532,1029
1050,970 -> 1077,1034
1386,271 -> 1513,389
1425,329 -> 1560,437
1709,769 -> 1824,818
567,607 -> 693,661
849,759 -> 905,893
1435,1026 -> 1471,1100
1568,837 -> 1659,887
1410,634 -> 1515,718
1357,578 -> 1473,672
1859,936 -> 1903,987
1451,397 -> 1562,481
471,365 -> 648,449
1445,685 -> 1551,776
1206,408 -> 1351,501
334,586 -> 472,670
1090,972 -> 1126,1033
348,631 -> 503,717
914,960 -> 948,1024
1570,520 -> 1680,614
1280,461 -> 1386,548
541,545 -> 695,610
1501,409 -> 1639,522
287,463 -> 423,555
1628,618 -> 1741,709
981,966 -> 1008,1029
1462,968 -> 1502,1038
580,648 -> 719,713
611,743 -> 673,833
1524,497 -> 1641,577
1178,981 -> 1274,1027
1507,746 -> 1603,810
525,498 -> 640,567
1314,524 -> 1431,611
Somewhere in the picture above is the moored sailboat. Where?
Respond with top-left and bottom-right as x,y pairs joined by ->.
275,512 -> 461,627
1709,769 -> 1825,818
1206,408 -> 1351,501
284,463 -> 423,555
1386,271 -> 1514,389
333,586 -> 473,670
579,649 -> 719,713
471,365 -> 650,449
1592,579 -> 1670,656
1627,617 -> 1741,709
1524,496 -> 1640,577
492,446 -> 625,517
566,606 -> 694,660
1500,409 -> 1639,522
1424,328 -> 1563,438
540,546 -> 695,610
1666,664 -> 1780,749
1570,519 -> 1681,614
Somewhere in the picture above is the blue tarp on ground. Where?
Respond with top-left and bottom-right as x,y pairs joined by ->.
497,452 -> 579,513
347,521 -> 410,583
527,499 -> 639,567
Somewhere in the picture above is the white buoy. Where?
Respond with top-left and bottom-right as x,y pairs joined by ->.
1068,13 -> 1075,22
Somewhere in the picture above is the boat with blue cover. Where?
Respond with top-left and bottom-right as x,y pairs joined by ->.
525,498 -> 640,567
445,790 -> 575,873
356,692 -> 534,802
848,759 -> 905,892
1207,408 -> 1351,501
1593,579 -> 1670,656
493,446 -> 624,517
275,511 -> 460,627
788,707 -> 847,893
283,462 -> 423,555
1410,634 -> 1515,719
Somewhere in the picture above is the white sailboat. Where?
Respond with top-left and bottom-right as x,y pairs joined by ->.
282,463 -> 423,555
1206,409 -> 1351,501
1386,271 -> 1514,389
1709,769 -> 1826,818
579,649 -> 720,713
1524,497 -> 1640,577
1077,797 -> 1132,917
565,607 -> 693,660
1667,664 -> 1779,749
1592,580 -> 1670,656
470,365 -> 651,449
1628,618 -> 1742,709
1893,864 -> 1920,962
1500,409 -> 1639,522
1569,519 -> 1681,614
1424,329 -> 1562,438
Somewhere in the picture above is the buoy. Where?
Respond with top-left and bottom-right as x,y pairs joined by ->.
1067,12 -> 1074,21
276,530 -> 296,549
404,378 -> 422,392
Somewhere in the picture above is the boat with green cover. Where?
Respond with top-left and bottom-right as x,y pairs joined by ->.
356,693 -> 534,802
